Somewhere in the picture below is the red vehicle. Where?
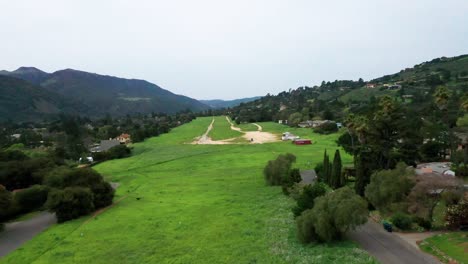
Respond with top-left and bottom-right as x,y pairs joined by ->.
293,139 -> 312,145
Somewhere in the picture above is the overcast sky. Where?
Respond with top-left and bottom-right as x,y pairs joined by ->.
1,0 -> 467,100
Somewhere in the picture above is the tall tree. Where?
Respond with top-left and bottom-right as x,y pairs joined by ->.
330,150 -> 343,189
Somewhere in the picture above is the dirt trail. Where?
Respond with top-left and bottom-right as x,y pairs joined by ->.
193,117 -> 279,145
253,123 -> 262,131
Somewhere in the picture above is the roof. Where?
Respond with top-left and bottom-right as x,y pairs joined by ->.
100,140 -> 121,151
118,133 -> 130,138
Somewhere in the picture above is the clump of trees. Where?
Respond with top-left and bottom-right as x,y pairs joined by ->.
313,122 -> 338,134
317,150 -> 344,189
264,153 -> 300,187
365,163 -> 415,214
296,187 -> 368,243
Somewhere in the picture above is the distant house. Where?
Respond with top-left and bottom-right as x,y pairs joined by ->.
90,140 -> 120,153
278,120 -> 288,125
298,120 -> 314,128
366,83 -> 376,88
115,133 -> 131,144
336,122 -> 343,129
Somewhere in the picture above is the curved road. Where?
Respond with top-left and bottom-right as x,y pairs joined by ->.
0,212 -> 56,258
348,220 -> 440,264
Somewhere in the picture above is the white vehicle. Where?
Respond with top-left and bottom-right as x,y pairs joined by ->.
282,132 -> 300,141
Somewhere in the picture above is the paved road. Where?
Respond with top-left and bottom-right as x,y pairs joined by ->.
348,220 -> 440,264
300,170 -> 316,184
0,212 -> 56,257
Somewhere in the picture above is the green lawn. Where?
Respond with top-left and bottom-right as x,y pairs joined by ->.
2,117 -> 373,264
419,232 -> 468,263
237,123 -> 259,131
208,116 -> 243,140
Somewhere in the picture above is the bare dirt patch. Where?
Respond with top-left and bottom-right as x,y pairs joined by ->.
193,117 -> 279,145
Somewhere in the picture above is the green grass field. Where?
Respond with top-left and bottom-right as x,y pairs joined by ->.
2,117 -> 374,264
419,232 -> 468,263
208,116 -> 243,140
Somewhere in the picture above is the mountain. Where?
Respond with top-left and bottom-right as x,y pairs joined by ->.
228,54 -> 468,123
0,75 -> 86,122
200,96 -> 261,109
0,67 -> 210,119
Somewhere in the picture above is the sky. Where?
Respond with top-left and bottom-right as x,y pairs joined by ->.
1,0 -> 468,100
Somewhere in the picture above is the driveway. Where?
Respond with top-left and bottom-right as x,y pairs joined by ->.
347,220 -> 440,264
0,212 -> 56,257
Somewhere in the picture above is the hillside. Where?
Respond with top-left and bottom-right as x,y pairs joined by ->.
200,96 -> 261,109
0,67 -> 210,119
228,54 -> 468,123
0,75 -> 86,122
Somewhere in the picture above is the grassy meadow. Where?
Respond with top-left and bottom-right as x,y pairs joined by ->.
1,117 -> 374,264
419,232 -> 468,264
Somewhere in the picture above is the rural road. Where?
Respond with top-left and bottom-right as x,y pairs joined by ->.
348,220 -> 440,264
0,212 -> 56,258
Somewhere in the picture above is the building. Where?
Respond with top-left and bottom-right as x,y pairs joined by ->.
115,133 -> 131,144
293,139 -> 312,145
90,140 -> 121,153
366,83 -> 376,88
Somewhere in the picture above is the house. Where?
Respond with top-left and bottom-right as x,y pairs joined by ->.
90,140 -> 121,153
366,83 -> 376,89
278,120 -> 288,125
293,139 -> 312,145
298,120 -> 314,128
115,133 -> 131,144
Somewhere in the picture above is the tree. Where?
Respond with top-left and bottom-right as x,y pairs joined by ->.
322,150 -> 332,184
14,185 -> 49,213
330,150 -> 343,189
288,112 -> 303,127
408,174 -> 462,223
296,187 -> 368,243
292,182 -> 327,217
44,168 -> 114,209
0,185 -> 12,220
364,163 -> 415,214
263,153 -> 296,186
46,187 -> 94,223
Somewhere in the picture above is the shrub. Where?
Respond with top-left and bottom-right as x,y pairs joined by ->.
413,216 -> 432,230
445,199 -> 468,230
314,162 -> 324,182
441,190 -> 462,206
44,168 -> 114,210
263,153 -> 296,186
107,145 -> 131,159
14,185 -> 49,213
390,212 -> 413,230
314,122 -> 338,134
0,185 -> 12,221
297,186 -> 368,243
296,209 -> 317,243
292,183 -> 327,217
365,163 -> 414,214
46,187 -> 94,223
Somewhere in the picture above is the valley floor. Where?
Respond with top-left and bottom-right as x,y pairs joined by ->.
1,117 -> 375,264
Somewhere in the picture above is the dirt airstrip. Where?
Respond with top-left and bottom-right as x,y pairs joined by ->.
192,117 -> 279,145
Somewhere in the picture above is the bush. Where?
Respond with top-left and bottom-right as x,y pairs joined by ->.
296,186 -> 368,243
441,190 -> 462,206
14,185 -> 49,213
314,162 -> 324,182
44,168 -> 114,210
390,212 -> 413,230
446,199 -> 468,230
46,187 -> 95,223
292,183 -> 327,217
0,185 -> 12,221
107,145 -> 131,159
296,209 -> 317,243
413,216 -> 432,230
314,122 -> 338,134
263,153 -> 296,186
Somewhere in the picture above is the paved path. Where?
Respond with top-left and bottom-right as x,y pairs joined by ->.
0,212 -> 56,257
347,220 -> 440,264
